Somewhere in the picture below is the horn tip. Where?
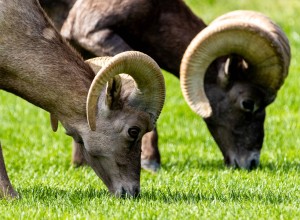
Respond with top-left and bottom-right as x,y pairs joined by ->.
195,103 -> 212,118
88,122 -> 96,131
87,116 -> 96,131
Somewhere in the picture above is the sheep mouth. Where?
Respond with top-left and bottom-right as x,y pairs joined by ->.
224,153 -> 260,170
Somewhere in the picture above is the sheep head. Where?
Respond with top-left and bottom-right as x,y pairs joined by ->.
65,51 -> 165,197
180,10 -> 290,170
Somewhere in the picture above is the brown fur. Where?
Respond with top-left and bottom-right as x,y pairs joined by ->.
0,0 -> 162,198
39,0 -> 206,170
40,0 -> 286,170
42,0 -> 206,76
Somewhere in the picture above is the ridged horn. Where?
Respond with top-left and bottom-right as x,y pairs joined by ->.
86,51 -> 165,131
180,10 -> 291,118
85,57 -> 112,73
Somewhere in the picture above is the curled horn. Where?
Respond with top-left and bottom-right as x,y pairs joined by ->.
86,51 -> 165,131
180,10 -> 291,117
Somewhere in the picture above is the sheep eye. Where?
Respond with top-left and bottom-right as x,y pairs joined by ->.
128,127 -> 141,139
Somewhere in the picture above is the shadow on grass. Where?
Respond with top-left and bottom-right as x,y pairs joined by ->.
260,161 -> 300,172
162,159 -> 225,172
17,186 -> 110,202
140,186 -> 295,204
11,182 -> 295,206
6,161 -> 298,205
162,158 -> 300,173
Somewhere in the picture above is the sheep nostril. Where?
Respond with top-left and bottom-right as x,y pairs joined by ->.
241,99 -> 255,112
249,159 -> 259,170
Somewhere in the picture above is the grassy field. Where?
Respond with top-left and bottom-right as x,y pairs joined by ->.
0,0 -> 300,219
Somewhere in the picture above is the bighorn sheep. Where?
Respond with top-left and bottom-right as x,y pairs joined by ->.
0,0 -> 165,198
41,0 -> 290,170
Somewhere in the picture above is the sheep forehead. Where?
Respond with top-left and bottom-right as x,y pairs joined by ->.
84,107 -> 151,155
111,105 -> 152,128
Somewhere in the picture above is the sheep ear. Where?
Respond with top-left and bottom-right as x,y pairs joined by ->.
218,56 -> 248,88
105,75 -> 122,110
217,58 -> 231,88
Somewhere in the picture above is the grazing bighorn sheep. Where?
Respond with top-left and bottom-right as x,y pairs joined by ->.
0,0 -> 165,198
41,0 -> 290,170
39,0 -> 205,171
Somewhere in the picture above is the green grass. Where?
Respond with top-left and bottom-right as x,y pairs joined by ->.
1,0 -> 300,219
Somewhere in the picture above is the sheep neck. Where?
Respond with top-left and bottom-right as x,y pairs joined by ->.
0,0 -> 95,122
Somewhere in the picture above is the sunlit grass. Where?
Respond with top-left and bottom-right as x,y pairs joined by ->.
0,0 -> 299,219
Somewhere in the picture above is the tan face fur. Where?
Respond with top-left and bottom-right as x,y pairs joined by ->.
68,76 -> 154,197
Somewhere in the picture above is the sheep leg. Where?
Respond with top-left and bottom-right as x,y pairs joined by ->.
141,127 -> 161,172
0,143 -> 18,199
72,140 -> 86,167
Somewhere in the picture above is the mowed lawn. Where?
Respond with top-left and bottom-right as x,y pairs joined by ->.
0,0 -> 299,219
